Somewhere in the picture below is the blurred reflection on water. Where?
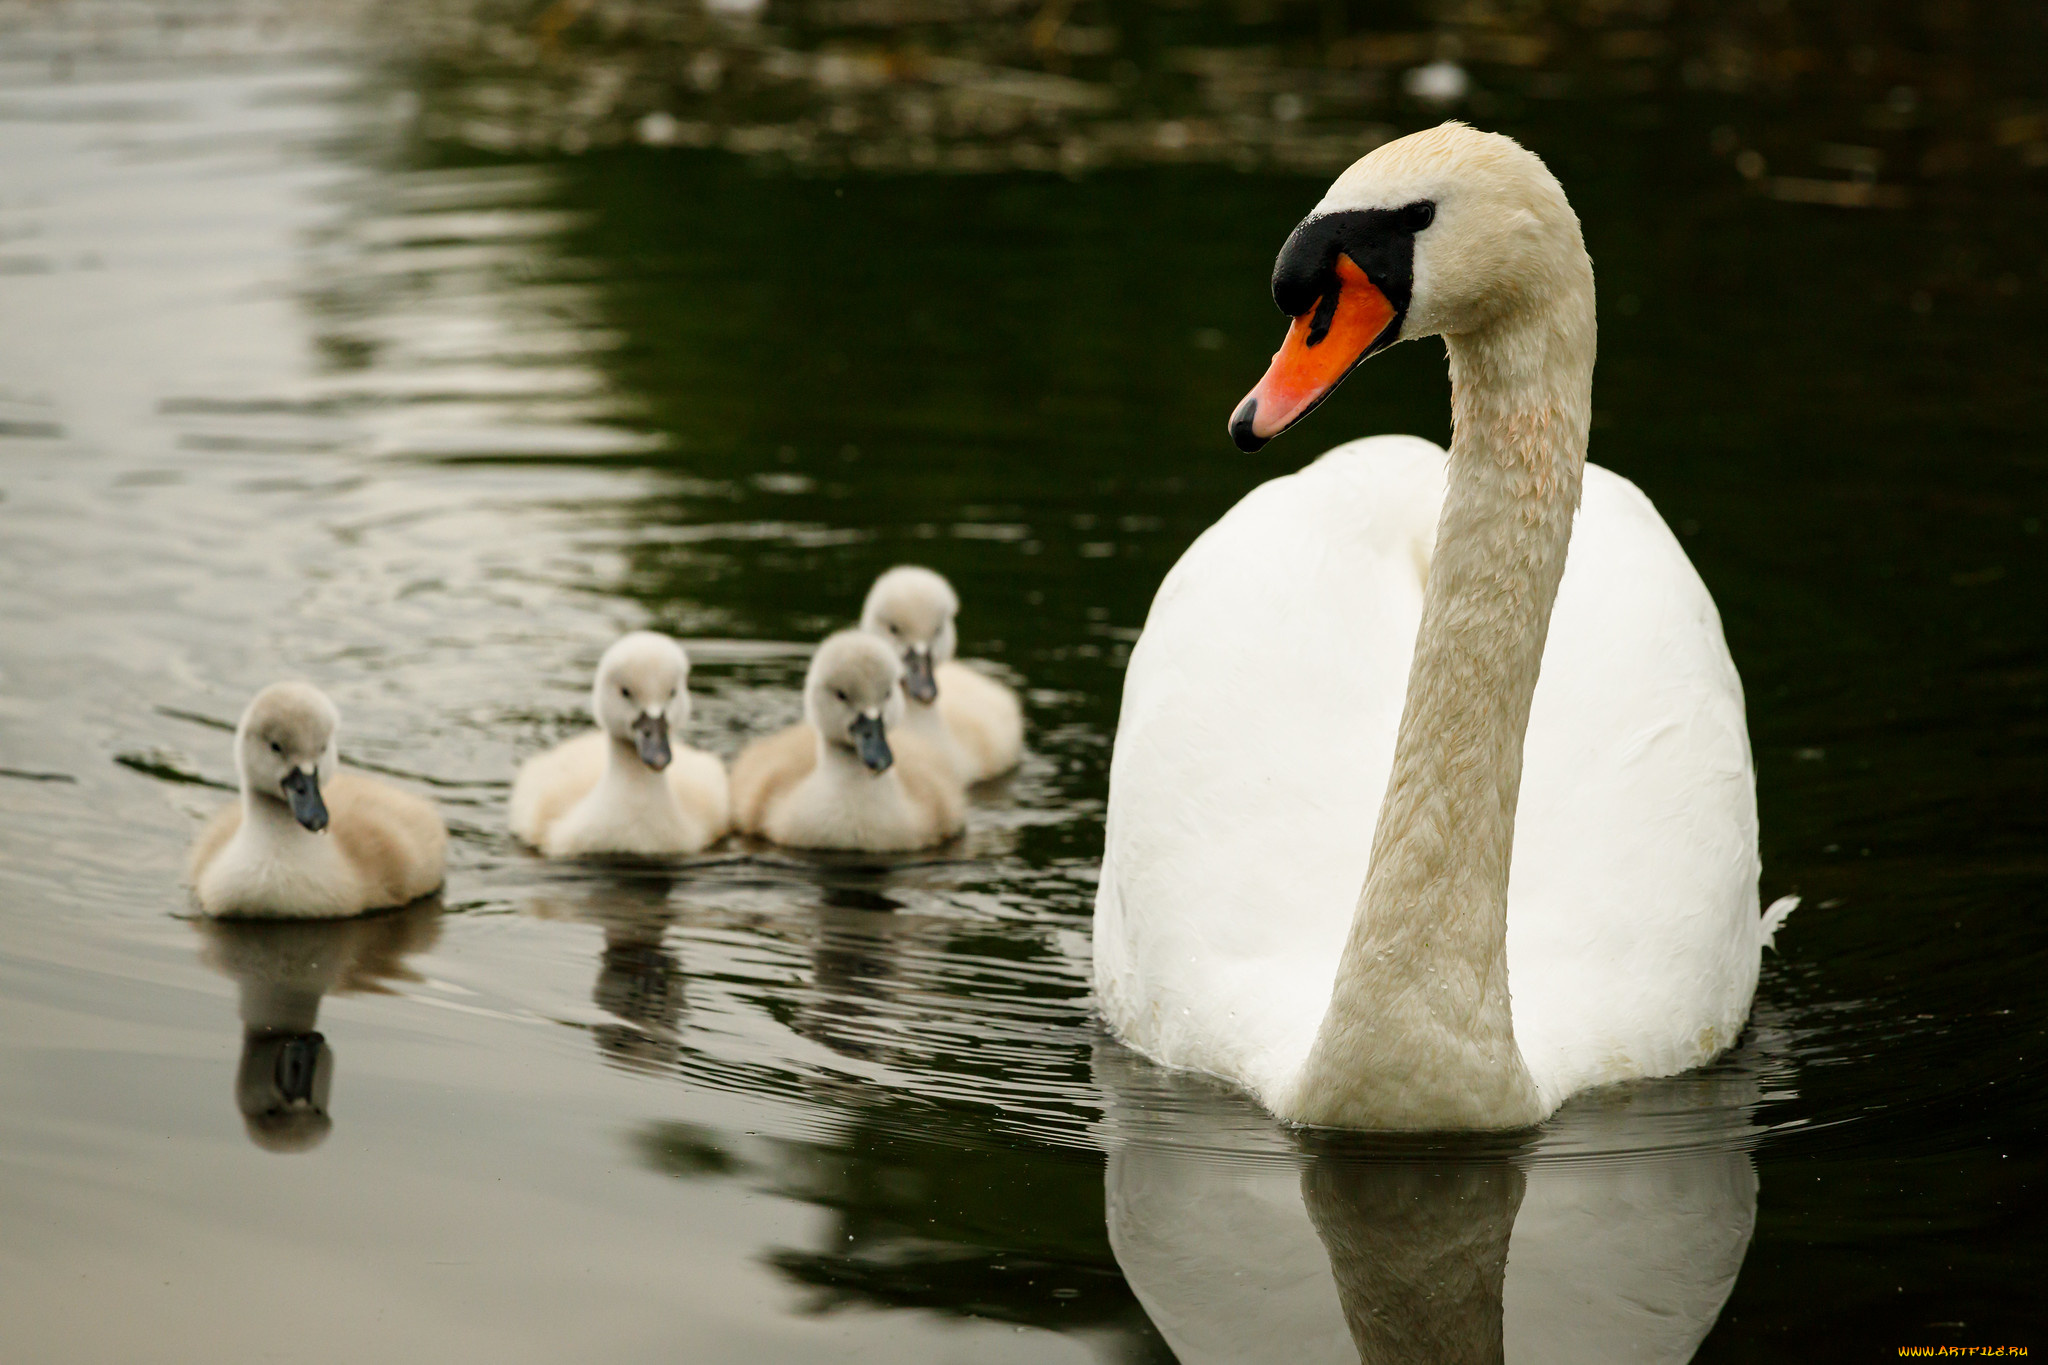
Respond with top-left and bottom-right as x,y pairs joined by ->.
1100,1036 -> 1777,1364
528,872 -> 691,1071
0,0 -> 2045,1359
198,902 -> 444,1151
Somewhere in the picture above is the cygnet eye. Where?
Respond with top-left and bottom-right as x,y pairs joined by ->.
269,741 -> 283,755
834,688 -> 849,704
620,685 -> 634,703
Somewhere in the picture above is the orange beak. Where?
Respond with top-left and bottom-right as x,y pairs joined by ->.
1230,254 -> 1398,451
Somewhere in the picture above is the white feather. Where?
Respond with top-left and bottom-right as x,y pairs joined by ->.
1095,437 -> 1766,1116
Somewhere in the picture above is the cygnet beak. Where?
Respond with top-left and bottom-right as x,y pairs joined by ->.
849,712 -> 893,773
280,766 -> 327,832
631,712 -> 672,771
901,649 -> 937,703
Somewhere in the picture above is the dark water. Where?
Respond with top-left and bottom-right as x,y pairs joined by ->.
1,1 -> 2044,1359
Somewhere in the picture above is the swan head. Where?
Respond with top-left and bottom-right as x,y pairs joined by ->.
1230,121 -> 1586,451
236,682 -> 340,833
593,631 -> 691,772
859,565 -> 958,704
804,630 -> 904,774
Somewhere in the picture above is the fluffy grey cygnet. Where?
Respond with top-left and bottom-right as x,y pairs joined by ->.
187,681 -> 446,918
510,632 -> 731,857
859,565 -> 1023,783
730,630 -> 965,851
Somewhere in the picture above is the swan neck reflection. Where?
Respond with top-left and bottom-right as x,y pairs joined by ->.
1099,1033 -> 1777,1365
1305,1158 -> 1523,1365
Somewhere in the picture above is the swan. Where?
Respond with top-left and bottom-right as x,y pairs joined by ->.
731,630 -> 965,852
510,632 -> 731,857
859,565 -> 1025,783
1093,122 -> 1795,1130
188,682 -> 448,918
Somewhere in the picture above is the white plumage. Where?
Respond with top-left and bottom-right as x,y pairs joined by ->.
1096,435 -> 1774,1117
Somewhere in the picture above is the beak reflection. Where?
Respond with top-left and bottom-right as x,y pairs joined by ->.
237,1030 -> 334,1153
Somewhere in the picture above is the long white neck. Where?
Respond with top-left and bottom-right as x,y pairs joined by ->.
1281,258 -> 1595,1130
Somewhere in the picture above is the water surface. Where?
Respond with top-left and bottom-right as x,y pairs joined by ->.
1,1 -> 2044,1359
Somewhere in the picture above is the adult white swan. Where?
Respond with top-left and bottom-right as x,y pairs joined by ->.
1094,122 -> 1793,1129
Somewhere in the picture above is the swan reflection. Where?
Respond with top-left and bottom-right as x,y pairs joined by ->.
525,871 -> 685,1074
194,902 -> 441,1153
1100,1030 -> 1781,1364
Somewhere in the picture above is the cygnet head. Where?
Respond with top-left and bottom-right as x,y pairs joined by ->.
592,631 -> 692,771
859,566 -> 959,704
804,630 -> 904,774
236,681 -> 340,833
1231,121 -> 1589,451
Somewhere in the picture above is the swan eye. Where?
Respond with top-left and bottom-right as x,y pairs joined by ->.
1400,200 -> 1435,233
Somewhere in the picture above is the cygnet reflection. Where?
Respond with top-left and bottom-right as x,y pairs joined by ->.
194,901 -> 442,1153
792,885 -> 907,1064
1098,1026 -> 1783,1364
526,873 -> 685,1074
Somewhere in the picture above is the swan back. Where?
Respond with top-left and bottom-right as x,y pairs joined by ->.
1097,438 -> 1444,1101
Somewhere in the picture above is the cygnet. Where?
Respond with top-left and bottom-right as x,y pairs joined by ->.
187,682 -> 447,918
731,630 -> 965,852
510,632 -> 731,857
859,565 -> 1023,783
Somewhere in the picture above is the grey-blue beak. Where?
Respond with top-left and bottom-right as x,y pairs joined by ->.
901,649 -> 937,703
280,767 -> 327,832
631,713 -> 672,771
849,713 -> 892,773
